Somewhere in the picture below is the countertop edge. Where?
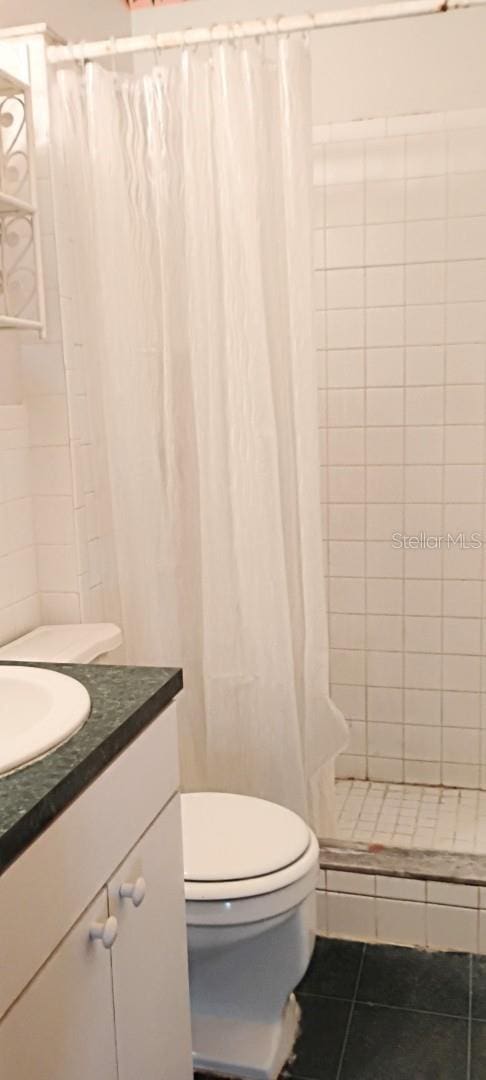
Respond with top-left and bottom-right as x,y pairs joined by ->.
0,667 -> 183,876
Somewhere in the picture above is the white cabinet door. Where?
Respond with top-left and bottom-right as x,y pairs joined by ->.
108,795 -> 193,1080
0,890 -> 118,1080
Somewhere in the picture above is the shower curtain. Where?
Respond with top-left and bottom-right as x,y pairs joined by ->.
52,36 -> 348,836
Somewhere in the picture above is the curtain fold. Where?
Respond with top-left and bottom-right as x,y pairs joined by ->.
52,36 -> 348,835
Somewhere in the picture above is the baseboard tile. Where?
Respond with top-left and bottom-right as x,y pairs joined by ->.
316,871 -> 486,953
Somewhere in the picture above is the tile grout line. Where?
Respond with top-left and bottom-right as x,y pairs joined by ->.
299,987 -> 471,1021
334,943 -> 367,1080
479,234 -> 486,795
363,143 -> 369,785
322,143 -> 331,697
351,998 -> 470,1021
466,953 -> 473,1080
401,133 -> 407,789
438,148 -> 447,794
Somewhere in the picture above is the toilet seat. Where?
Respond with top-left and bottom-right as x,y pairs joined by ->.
185,836 -> 319,926
182,792 -> 319,904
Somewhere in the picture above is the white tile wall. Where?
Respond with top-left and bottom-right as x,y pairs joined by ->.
17,39 -> 83,626
0,333 -> 40,644
44,45 -> 118,628
0,33 -> 116,640
0,42 -> 41,635
317,867 -> 486,953
315,107 -> 486,786
9,33 -> 111,631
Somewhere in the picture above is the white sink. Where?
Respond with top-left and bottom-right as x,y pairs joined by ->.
0,666 -> 91,777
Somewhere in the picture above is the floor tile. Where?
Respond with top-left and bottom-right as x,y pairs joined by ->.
472,956 -> 486,1019
340,1002 -> 468,1080
471,1020 -> 486,1080
296,937 -> 364,1000
357,943 -> 470,1016
286,995 -> 351,1079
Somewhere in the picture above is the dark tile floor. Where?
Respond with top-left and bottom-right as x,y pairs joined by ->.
195,940 -> 486,1080
286,939 -> 486,1080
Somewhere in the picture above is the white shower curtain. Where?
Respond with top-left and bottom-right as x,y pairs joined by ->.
52,36 -> 348,835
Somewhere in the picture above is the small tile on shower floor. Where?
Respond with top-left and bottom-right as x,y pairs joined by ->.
336,779 -> 486,853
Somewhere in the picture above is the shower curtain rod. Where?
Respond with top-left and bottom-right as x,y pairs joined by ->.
47,0 -> 486,63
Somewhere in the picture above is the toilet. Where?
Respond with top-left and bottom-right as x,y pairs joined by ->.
181,791 -> 319,1080
0,625 -> 319,1078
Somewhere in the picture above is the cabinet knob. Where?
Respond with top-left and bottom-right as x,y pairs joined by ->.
119,876 -> 146,907
89,916 -> 118,949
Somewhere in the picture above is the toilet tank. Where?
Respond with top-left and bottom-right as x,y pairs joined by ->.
0,624 -> 123,665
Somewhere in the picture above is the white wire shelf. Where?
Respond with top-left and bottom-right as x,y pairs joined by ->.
0,190 -> 35,215
0,65 -> 45,335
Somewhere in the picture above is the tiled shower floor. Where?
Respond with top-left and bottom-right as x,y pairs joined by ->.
336,780 -> 486,854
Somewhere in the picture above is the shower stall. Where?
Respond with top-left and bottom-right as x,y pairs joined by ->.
313,104 -> 486,856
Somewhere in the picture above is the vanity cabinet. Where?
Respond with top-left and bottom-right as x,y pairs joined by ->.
0,889 -> 119,1080
108,797 -> 192,1080
0,700 -> 193,1080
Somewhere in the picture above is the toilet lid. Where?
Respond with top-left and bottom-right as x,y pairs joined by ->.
181,792 -> 311,882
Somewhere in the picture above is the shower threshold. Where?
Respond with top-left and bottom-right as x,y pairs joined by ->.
319,835 -> 486,888
320,779 -> 486,887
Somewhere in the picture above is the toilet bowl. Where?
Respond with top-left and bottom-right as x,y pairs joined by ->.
181,792 -> 319,1080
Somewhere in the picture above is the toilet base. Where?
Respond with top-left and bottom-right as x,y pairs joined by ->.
192,992 -> 301,1080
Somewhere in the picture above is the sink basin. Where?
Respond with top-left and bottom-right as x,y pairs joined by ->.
0,666 -> 91,777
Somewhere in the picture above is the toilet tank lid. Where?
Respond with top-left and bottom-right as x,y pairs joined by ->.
0,623 -> 123,663
181,792 -> 311,882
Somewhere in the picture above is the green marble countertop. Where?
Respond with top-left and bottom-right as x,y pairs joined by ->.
0,662 -> 182,874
